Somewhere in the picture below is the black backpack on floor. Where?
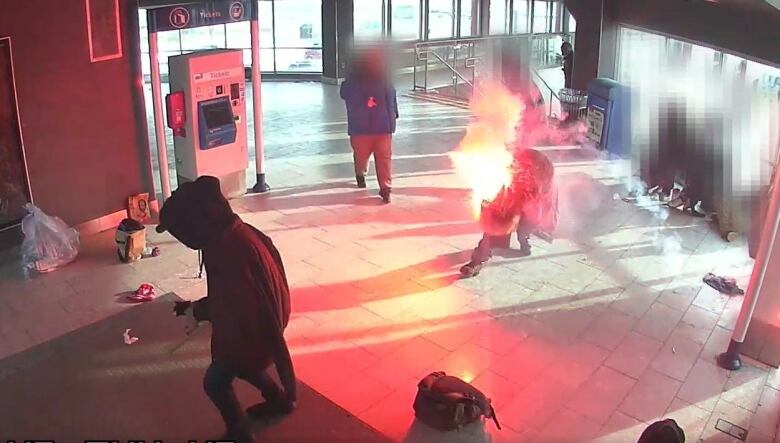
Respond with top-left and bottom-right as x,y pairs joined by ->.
638,419 -> 686,443
413,372 -> 501,432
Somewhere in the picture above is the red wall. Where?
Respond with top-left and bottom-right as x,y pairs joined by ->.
0,0 -> 153,228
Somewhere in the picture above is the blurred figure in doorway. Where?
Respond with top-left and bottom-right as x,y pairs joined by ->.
562,41 -> 575,89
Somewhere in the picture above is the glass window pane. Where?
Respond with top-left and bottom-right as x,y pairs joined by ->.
226,21 -> 250,49
532,1 -> 551,33
551,1 -> 560,32
180,24 -> 226,51
512,0 -> 530,33
273,0 -> 322,48
489,0 -> 508,35
239,48 -> 275,72
567,10 -> 576,32
247,48 -> 275,72
138,10 -> 150,76
392,0 -> 421,40
354,0 -> 384,40
747,59 -> 780,95
138,10 -> 149,49
459,0 -> 478,37
275,48 -> 322,72
721,53 -> 744,83
258,1 -> 274,47
158,31 -> 181,53
428,0 -> 455,39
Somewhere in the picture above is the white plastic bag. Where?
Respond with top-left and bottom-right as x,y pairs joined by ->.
21,204 -> 79,275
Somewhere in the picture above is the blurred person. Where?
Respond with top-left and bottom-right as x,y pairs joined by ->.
157,176 -> 296,443
561,42 -> 575,89
340,46 -> 399,203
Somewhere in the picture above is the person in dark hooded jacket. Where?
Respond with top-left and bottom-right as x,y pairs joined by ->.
156,176 -> 295,443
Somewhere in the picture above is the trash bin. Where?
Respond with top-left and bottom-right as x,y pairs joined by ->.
558,88 -> 588,121
585,78 -> 631,157
116,218 -> 146,263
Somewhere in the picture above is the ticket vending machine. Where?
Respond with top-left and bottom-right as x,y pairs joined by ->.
167,49 -> 248,198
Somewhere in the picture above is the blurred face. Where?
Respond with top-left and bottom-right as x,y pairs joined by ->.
363,49 -> 385,77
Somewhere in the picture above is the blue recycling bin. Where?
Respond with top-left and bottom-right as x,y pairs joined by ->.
585,78 -> 630,157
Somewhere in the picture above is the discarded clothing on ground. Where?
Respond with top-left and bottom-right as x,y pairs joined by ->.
703,272 -> 745,295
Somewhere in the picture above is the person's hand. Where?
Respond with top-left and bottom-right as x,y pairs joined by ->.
280,398 -> 296,414
183,312 -> 199,335
174,302 -> 199,334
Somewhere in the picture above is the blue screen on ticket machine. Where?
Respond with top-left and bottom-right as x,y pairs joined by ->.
198,96 -> 238,150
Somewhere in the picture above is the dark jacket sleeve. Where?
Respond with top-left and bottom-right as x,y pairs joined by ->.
248,233 -> 296,401
340,80 -> 349,100
390,85 -> 399,118
252,264 -> 296,401
192,297 -> 211,322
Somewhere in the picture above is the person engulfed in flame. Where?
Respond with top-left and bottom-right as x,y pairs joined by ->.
459,87 -> 558,278
459,147 -> 557,277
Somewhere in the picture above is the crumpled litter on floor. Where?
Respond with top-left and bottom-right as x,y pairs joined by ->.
123,328 -> 139,345
127,283 -> 156,303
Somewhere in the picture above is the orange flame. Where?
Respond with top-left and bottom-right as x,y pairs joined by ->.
450,85 -> 524,218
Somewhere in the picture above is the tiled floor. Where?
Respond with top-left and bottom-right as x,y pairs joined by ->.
1,82 -> 778,442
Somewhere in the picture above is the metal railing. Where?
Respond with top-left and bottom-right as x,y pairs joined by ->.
412,33 -> 573,114
532,68 -> 561,117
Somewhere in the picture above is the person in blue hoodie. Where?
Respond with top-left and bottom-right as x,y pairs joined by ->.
340,48 -> 399,203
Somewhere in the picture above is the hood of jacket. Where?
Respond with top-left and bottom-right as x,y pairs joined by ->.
156,176 -> 237,250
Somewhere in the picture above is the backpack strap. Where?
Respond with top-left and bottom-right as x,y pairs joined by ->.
490,405 -> 502,430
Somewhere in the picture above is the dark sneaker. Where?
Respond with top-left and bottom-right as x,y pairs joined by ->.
685,203 -> 706,218
246,399 -> 295,419
518,237 -> 532,256
221,427 -> 253,443
356,175 -> 367,188
459,261 -> 484,278
379,189 -> 391,203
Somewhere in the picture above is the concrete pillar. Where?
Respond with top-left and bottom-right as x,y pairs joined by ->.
563,0 -> 618,89
564,0 -> 601,90
480,0 -> 490,36
322,0 -> 354,84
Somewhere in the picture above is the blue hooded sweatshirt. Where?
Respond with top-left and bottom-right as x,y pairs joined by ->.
340,76 -> 399,136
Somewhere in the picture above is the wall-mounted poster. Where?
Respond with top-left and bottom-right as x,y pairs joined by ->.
86,0 -> 123,62
586,106 -> 605,145
0,37 -> 32,230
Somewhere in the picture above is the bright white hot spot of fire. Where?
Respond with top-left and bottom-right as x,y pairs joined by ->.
450,85 -> 524,217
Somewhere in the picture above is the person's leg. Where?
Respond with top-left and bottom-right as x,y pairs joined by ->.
351,136 -> 371,188
516,219 -> 533,255
460,234 -> 492,277
242,368 -> 283,400
472,234 -> 493,263
241,368 -> 294,418
373,135 -> 393,202
203,361 -> 251,440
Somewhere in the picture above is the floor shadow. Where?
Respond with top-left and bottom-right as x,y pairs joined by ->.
369,221 -> 480,241
291,251 -> 468,313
